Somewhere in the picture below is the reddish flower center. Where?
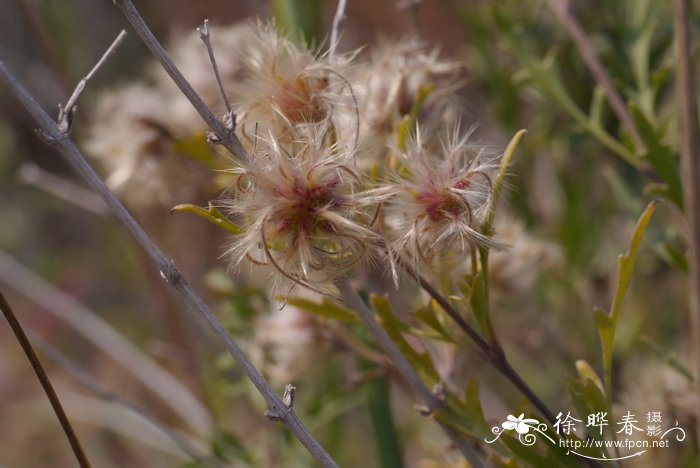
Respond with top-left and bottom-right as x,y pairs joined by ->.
275,175 -> 343,234
416,183 -> 467,222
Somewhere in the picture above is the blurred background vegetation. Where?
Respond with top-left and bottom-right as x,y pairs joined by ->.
0,0 -> 696,466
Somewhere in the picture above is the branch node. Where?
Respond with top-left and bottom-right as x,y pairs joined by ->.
34,128 -> 64,145
414,404 -> 433,416
56,30 -> 127,135
432,382 -> 447,403
283,383 -> 296,409
264,407 -> 283,421
264,384 -> 296,421
56,103 -> 76,134
158,260 -> 180,284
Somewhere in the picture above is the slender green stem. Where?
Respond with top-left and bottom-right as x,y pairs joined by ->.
0,291 -> 92,468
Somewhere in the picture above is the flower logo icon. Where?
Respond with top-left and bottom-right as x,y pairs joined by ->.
502,414 -> 540,435
485,413 -> 550,445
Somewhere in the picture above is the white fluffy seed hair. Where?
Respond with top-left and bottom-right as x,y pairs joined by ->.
220,124 -> 385,295
384,125 -> 501,269
354,37 -> 465,164
230,21 -> 359,152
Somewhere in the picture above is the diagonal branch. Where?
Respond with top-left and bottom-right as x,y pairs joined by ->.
401,264 -> 603,468
57,30 -> 127,133
547,0 -> 645,153
0,291 -> 92,468
335,278 -> 486,468
113,0 -> 249,163
0,60 -> 338,468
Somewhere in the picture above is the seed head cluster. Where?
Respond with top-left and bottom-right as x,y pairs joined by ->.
85,21 -> 507,291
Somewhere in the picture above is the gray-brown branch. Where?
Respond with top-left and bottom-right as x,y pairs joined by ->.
114,0 -> 249,163
335,278 -> 486,468
0,291 -> 92,468
0,60 -> 338,468
547,0 -> 645,153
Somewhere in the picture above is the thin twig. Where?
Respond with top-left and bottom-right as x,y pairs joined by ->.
335,278 -> 440,406
673,0 -> 700,451
0,290 -> 92,468
335,278 -> 486,468
197,19 -> 236,145
197,19 -> 232,114
547,0 -> 645,153
57,30 -> 127,133
330,0 -> 348,59
0,250 -> 212,435
0,60 -> 338,468
407,268 -> 603,468
408,267 -> 553,423
113,0 -> 249,163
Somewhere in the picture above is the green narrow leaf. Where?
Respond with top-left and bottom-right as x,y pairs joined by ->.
462,380 -> 491,434
630,103 -> 682,208
171,203 -> 243,235
493,129 -> 527,206
412,301 -> 451,340
172,132 -> 222,169
574,360 -> 605,397
610,200 -> 658,324
588,85 -> 606,128
596,200 -> 658,398
469,274 -> 497,343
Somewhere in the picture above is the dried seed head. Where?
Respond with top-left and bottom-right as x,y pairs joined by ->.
232,22 -> 357,148
356,38 -> 464,162
222,126 -> 380,293
385,126 -> 498,268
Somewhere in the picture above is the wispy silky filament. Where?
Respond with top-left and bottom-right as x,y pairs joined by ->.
222,126 -> 383,293
384,127 -> 499,269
